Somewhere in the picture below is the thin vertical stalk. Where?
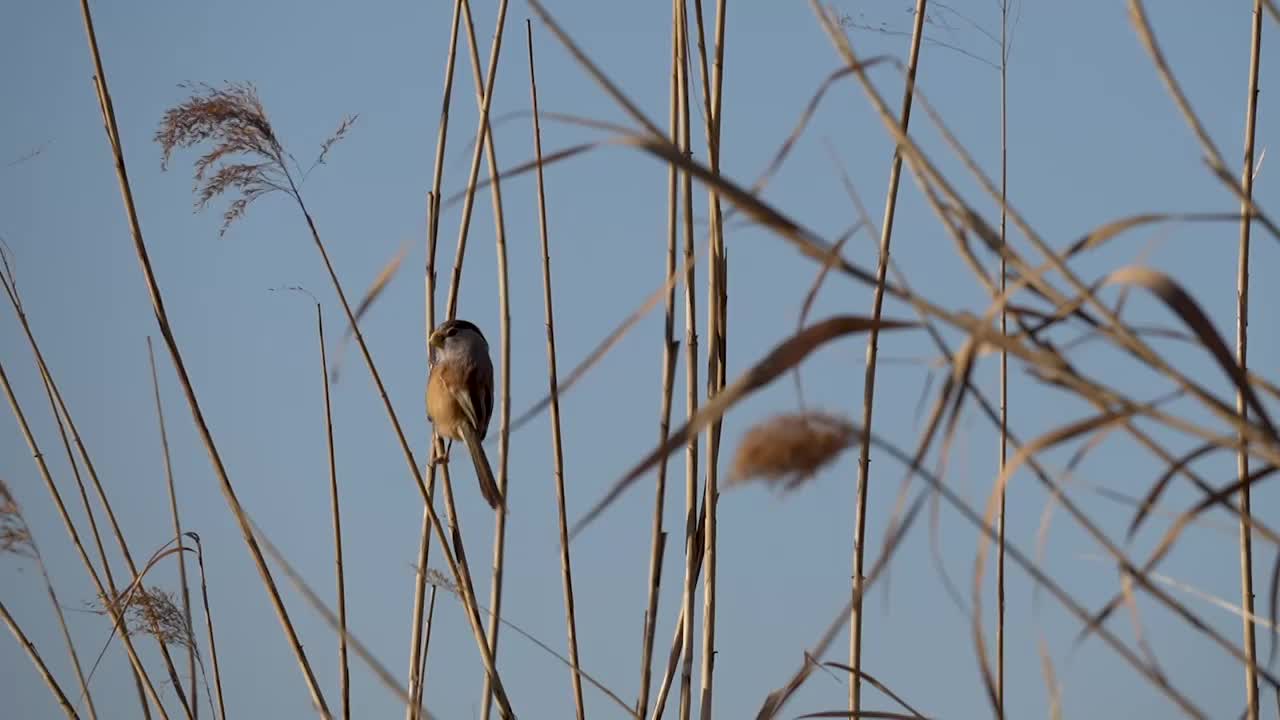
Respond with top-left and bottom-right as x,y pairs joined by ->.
147,337 -> 198,720
189,534 -> 227,720
454,2 -> 514,716
848,0 -> 928,715
75,2 -> 331,714
0,357 -> 169,719
638,3 -> 685,715
526,20 -> 587,720
997,1 -> 1010,714
407,0 -> 462,710
690,1 -> 726,716
637,4 -> 681,714
1237,2 -> 1264,718
311,306 -> 350,720
648,505 -> 706,720
0,599 -> 80,720
445,0 -> 510,320
674,1 -> 700,718
414,586 -> 438,712
34,542 -> 99,720
406,505 -> 435,720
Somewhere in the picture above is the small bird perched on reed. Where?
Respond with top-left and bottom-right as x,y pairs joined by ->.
426,319 -> 502,510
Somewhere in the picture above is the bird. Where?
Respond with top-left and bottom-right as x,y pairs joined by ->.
426,318 -> 502,510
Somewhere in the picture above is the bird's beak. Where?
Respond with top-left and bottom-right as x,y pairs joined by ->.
428,331 -> 443,349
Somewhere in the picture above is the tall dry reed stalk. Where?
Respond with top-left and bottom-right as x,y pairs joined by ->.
673,3 -> 701,719
1235,2 -> 1264,717
849,0 -> 928,714
146,337 -> 199,719
526,19 -> 588,720
452,2 -> 516,716
406,1 -> 465,713
689,1 -> 728,716
996,0 -> 1012,712
635,1 -> 683,714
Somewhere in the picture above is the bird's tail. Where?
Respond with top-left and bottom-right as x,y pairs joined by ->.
460,424 -> 503,511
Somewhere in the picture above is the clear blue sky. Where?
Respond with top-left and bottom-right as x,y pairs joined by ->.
4,0 -> 1280,718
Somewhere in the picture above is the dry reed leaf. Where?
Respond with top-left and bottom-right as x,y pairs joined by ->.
1037,637 -> 1063,720
346,237 -> 411,340
793,707 -> 926,712
1126,442 -> 1216,540
748,59 -> 892,197
821,662 -> 928,719
328,236 -> 414,383
569,314 -> 915,539
505,244 -> 701,437
1102,265 -> 1275,435
1080,455 -> 1280,652
440,141 -> 601,209
1061,212 -> 1240,258
726,412 -> 857,491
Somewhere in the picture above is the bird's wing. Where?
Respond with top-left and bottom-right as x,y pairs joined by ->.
446,361 -> 492,438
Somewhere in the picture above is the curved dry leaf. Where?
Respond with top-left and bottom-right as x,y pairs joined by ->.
569,315 -> 916,540
440,141 -> 602,209
1102,265 -> 1275,438
346,237 -> 412,341
793,707 -> 926,712
504,244 -> 700,438
1126,442 -> 1217,541
328,237 -> 413,383
756,493 -> 928,720
1062,212 -> 1240,258
821,662 -> 929,719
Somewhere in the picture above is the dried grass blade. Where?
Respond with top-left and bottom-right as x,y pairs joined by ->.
793,707 -> 926,712
569,315 -> 915,539
1102,266 -> 1275,436
506,246 -> 701,436
1037,637 -> 1063,720
821,662 -> 928,719
1127,443 -> 1217,540
440,141 -> 603,208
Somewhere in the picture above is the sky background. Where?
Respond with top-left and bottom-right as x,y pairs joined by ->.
4,0 -> 1280,718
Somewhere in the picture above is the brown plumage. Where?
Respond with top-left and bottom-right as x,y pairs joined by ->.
427,319 -> 502,510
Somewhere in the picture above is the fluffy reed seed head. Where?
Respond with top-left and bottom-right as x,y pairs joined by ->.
155,81 -> 355,235
99,586 -> 195,650
728,411 -> 858,491
0,478 -> 33,558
